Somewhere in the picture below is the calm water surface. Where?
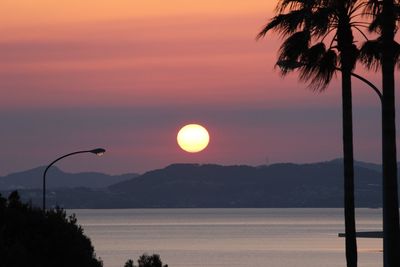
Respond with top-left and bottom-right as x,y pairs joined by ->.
70,209 -> 382,267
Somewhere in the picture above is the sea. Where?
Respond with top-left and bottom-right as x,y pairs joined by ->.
69,208 -> 383,267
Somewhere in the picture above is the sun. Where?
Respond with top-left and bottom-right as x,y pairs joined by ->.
177,124 -> 210,153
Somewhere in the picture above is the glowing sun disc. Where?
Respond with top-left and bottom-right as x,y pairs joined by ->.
177,124 -> 210,153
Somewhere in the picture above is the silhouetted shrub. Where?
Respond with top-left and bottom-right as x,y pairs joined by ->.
124,254 -> 168,267
124,259 -> 135,267
0,191 -> 102,267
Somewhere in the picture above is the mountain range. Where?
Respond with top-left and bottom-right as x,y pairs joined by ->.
0,166 -> 138,190
0,159 -> 396,208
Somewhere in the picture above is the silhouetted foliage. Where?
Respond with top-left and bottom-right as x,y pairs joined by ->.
124,254 -> 168,267
124,259 -> 135,267
257,1 -> 365,267
0,191 -> 102,267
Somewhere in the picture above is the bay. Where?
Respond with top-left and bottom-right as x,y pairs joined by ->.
70,209 -> 382,267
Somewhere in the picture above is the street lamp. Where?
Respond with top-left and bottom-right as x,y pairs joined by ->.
42,148 -> 106,210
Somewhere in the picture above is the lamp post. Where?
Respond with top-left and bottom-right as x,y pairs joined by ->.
42,148 -> 106,210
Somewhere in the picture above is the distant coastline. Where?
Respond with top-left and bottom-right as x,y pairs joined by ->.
1,158 -> 396,209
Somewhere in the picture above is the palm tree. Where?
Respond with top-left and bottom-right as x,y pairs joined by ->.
360,1 -> 400,266
257,1 -> 366,266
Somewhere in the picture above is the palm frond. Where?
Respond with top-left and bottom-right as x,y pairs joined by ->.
299,49 -> 338,91
363,0 -> 400,32
277,30 -> 311,63
353,25 -> 369,41
275,59 -> 304,75
368,13 -> 383,32
395,41 -> 400,69
359,39 -> 382,71
301,42 -> 327,64
259,0 -> 367,92
257,10 -> 309,39
349,1 -> 368,16
277,0 -> 308,13
310,7 -> 336,37
396,3 -> 400,30
363,0 -> 382,17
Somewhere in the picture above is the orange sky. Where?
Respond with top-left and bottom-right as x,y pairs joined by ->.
1,1 -> 275,24
0,0 -> 396,175
0,0 -> 321,109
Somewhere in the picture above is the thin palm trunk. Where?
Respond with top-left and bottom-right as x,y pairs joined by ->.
381,1 -> 400,266
381,75 -> 400,267
342,69 -> 357,267
337,6 -> 357,267
258,3 -> 360,264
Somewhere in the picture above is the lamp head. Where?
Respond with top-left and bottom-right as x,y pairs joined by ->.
90,148 -> 106,156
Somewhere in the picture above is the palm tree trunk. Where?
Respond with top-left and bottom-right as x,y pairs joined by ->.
337,6 -> 357,266
342,69 -> 357,267
381,1 -> 400,266
381,67 -> 400,267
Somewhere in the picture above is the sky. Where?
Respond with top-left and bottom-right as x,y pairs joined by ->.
0,0 -> 398,175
